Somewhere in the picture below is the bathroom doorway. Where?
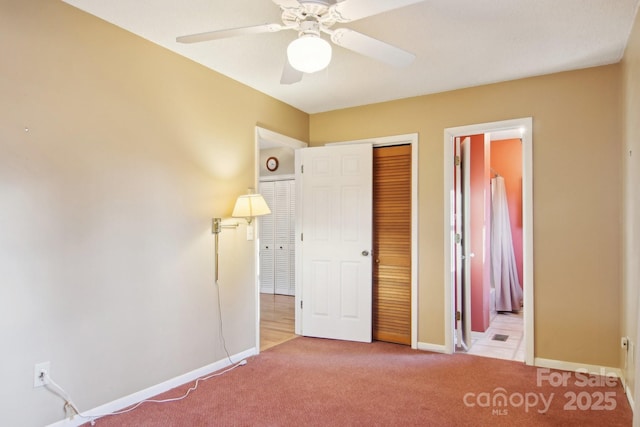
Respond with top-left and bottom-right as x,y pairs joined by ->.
443,118 -> 534,365
460,133 -> 525,361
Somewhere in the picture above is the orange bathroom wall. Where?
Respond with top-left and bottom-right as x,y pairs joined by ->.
469,134 -> 492,332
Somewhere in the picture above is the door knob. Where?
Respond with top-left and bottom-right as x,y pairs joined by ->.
361,250 -> 369,256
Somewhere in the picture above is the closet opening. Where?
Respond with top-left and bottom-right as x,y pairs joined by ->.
373,144 -> 412,345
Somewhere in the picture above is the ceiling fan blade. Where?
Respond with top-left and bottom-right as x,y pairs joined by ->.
280,60 -> 304,85
176,23 -> 284,44
330,28 -> 415,67
331,0 -> 424,22
272,0 -> 301,8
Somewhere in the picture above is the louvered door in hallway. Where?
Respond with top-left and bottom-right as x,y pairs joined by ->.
259,179 -> 295,296
373,144 -> 412,345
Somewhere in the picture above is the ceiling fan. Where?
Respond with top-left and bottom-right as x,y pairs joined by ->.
176,0 -> 424,84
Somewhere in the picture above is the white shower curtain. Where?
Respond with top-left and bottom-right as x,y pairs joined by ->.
491,176 -> 523,312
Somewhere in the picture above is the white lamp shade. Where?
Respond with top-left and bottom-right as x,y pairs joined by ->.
232,194 -> 271,221
287,35 -> 332,73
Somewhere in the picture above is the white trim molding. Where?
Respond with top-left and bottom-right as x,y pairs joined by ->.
417,342 -> 449,354
256,126 -> 308,150
626,384 -> 635,414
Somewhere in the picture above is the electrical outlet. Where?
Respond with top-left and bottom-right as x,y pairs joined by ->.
621,337 -> 629,350
33,361 -> 50,388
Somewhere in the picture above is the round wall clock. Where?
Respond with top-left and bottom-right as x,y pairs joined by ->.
266,156 -> 279,172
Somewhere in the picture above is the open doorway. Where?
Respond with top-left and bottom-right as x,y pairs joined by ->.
443,118 -> 534,365
457,132 -> 525,361
254,127 -> 307,352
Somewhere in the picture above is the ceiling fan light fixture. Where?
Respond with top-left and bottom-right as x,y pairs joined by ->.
287,34 -> 332,73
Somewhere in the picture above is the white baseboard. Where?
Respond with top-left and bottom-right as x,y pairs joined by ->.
47,347 -> 257,427
417,341 -> 449,354
534,357 -> 622,379
626,384 -> 635,413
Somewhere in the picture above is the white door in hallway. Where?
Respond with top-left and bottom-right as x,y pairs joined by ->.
298,144 -> 373,342
259,180 -> 296,296
455,136 -> 472,350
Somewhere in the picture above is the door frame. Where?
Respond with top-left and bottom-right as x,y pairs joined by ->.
300,133 -> 419,348
254,126 -> 307,354
455,136 -> 472,350
443,118 -> 534,365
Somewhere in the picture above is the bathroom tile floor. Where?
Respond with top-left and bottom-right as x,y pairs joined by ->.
467,311 -> 525,362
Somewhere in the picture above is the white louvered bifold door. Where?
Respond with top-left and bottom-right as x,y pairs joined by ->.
259,182 -> 275,294
259,180 -> 295,296
274,180 -> 294,296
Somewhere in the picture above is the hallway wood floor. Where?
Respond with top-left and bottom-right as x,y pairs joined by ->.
260,293 -> 296,351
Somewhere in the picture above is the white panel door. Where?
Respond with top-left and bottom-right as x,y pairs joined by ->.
455,137 -> 472,350
299,144 -> 373,343
287,180 -> 296,295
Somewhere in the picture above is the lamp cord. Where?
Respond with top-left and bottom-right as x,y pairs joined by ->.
65,279 -> 241,425
39,221 -> 243,425
75,361 -> 246,425
215,278 -> 234,365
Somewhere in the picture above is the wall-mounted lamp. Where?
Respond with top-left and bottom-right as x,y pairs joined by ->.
212,190 -> 271,283
232,193 -> 271,225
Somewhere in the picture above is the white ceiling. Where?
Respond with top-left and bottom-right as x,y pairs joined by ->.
62,0 -> 639,114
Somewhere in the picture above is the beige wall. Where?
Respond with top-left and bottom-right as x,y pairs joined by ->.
623,6 -> 640,411
310,65 -> 623,366
2,0 -> 635,425
0,1 -> 307,426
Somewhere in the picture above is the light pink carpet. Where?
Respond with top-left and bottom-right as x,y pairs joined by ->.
83,337 -> 632,426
